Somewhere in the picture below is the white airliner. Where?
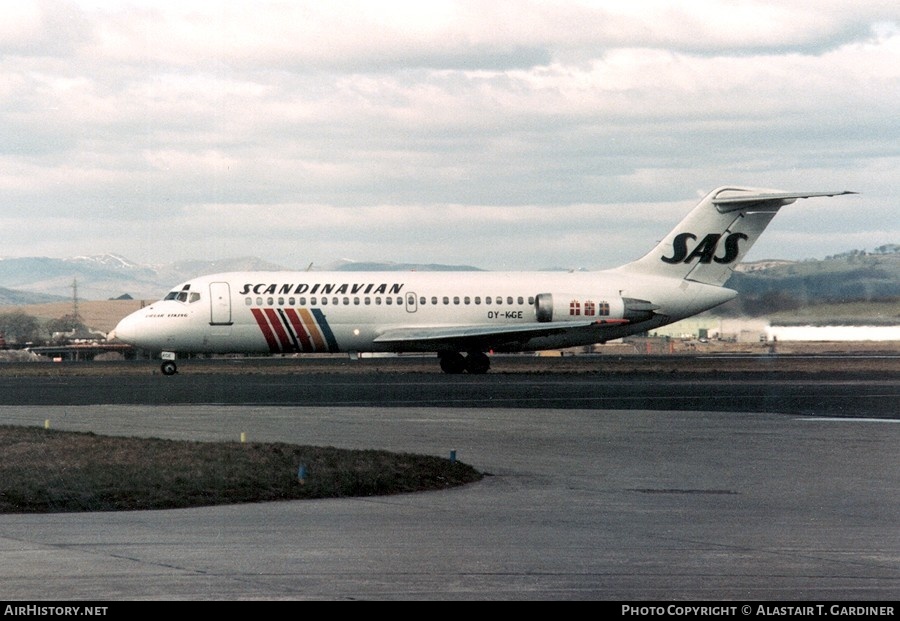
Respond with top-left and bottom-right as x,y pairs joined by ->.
109,186 -> 853,375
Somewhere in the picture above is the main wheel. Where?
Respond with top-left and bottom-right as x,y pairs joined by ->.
465,352 -> 491,374
439,352 -> 466,374
160,361 -> 178,376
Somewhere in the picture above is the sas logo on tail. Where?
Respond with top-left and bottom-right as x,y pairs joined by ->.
661,232 -> 748,265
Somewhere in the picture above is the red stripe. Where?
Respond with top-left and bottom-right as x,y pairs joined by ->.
251,308 -> 281,353
264,308 -> 294,352
283,308 -> 314,352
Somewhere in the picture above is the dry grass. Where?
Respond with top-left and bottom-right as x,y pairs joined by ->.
3,299 -> 150,334
0,425 -> 483,514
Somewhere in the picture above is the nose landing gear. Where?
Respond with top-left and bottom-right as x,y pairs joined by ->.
160,352 -> 178,376
160,361 -> 178,376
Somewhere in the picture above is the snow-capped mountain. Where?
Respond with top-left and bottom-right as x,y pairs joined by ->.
0,255 -> 485,303
0,255 -> 291,302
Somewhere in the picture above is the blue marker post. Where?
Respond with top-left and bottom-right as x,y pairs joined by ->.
449,450 -> 456,464
297,464 -> 307,485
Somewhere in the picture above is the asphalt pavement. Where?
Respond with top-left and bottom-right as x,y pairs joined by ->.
0,358 -> 897,601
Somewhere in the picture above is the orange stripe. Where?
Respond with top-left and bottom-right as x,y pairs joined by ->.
298,308 -> 326,352
284,308 -> 313,352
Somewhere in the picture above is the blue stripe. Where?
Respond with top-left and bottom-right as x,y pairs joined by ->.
311,308 -> 339,353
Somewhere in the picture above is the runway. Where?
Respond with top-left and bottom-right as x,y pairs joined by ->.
0,358 -> 898,600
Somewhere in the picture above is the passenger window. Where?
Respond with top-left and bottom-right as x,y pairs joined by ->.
443,296 -> 449,305
321,297 -> 328,305
464,296 -> 470,305
475,296 -> 481,304
333,297 -> 339,305
256,297 -> 263,306
528,296 -> 535,305
289,297 -> 295,306
507,296 -> 513,305
386,297 -> 392,305
365,297 -> 371,305
354,297 -> 360,305
267,297 -> 274,306
311,297 -> 317,305
517,296 -> 524,305
431,296 -> 438,305
278,297 -> 284,306
376,297 -> 382,305
299,297 -> 306,306
496,296 -> 502,305
453,296 -> 460,305
485,296 -> 491,305
245,297 -> 252,306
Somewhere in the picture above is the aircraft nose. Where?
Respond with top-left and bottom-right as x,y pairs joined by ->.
109,314 -> 137,344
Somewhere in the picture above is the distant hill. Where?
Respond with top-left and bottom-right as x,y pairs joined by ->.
721,252 -> 900,316
0,255 -> 484,301
332,260 -> 481,272
0,285 -> 67,306
0,255 -> 293,301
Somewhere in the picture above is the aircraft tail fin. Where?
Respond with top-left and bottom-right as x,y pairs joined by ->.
616,187 -> 855,286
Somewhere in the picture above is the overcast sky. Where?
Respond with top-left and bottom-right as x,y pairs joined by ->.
1,1 -> 896,272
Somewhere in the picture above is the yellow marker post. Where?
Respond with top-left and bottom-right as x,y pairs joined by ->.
44,419 -> 50,430
240,432 -> 246,443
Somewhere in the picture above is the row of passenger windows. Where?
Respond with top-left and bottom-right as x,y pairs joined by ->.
245,295 -> 536,307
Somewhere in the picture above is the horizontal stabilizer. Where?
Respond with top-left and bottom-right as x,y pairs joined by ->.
712,190 -> 856,212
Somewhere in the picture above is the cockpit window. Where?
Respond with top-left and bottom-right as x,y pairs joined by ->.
165,290 -> 202,304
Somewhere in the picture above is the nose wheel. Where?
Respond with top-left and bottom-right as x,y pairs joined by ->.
160,360 -> 178,376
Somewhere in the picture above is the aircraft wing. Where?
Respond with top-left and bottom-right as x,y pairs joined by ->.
373,318 -> 630,351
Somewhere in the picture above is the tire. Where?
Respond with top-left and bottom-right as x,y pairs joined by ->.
465,352 -> 490,374
439,352 -> 466,374
160,361 -> 178,376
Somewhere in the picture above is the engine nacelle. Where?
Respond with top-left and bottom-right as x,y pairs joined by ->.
534,293 -> 657,323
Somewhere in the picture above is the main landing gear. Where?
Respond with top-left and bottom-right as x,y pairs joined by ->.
439,351 -> 491,374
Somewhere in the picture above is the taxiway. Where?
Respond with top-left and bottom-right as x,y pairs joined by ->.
0,357 -> 897,600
